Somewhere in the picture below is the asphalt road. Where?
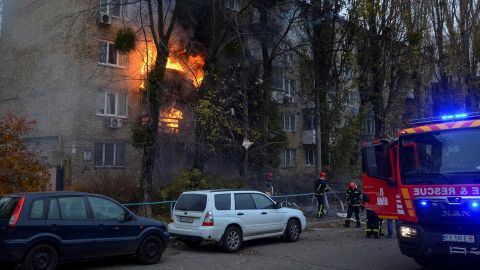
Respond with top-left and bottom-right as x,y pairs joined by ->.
57,223 -> 425,270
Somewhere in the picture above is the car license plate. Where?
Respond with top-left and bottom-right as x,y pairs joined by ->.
442,234 -> 475,244
179,216 -> 194,223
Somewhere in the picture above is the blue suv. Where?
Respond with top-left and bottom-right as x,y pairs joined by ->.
0,192 -> 169,270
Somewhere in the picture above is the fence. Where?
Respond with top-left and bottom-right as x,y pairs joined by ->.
122,191 -> 347,220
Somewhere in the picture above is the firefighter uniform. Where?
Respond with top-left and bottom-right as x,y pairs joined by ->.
366,209 -> 382,238
344,182 -> 362,228
314,172 -> 330,218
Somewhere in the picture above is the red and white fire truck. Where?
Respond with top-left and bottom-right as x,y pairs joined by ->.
362,112 -> 480,267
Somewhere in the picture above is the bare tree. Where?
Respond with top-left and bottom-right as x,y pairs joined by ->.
138,0 -> 180,216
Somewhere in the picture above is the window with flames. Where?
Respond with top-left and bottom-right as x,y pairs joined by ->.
159,107 -> 183,134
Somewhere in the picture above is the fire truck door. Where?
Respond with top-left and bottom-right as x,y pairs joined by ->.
362,142 -> 398,218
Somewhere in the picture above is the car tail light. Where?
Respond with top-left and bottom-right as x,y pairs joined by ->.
202,211 -> 214,226
9,196 -> 25,227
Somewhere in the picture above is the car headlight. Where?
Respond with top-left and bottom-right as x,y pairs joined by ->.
399,225 -> 418,238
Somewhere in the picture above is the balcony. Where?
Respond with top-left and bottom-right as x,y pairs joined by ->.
303,130 -> 316,145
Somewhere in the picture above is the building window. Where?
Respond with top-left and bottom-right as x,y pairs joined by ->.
346,91 -> 358,114
283,114 -> 295,131
306,149 -> 316,166
304,115 -> 315,130
96,92 -> 127,117
284,79 -> 295,103
364,117 -> 375,135
94,142 -> 126,167
281,149 -> 296,167
225,0 -> 244,11
271,67 -> 285,90
100,0 -> 123,17
99,40 -> 128,67
303,108 -> 315,130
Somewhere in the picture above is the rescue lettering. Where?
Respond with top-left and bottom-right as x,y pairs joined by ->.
412,186 -> 480,196
413,187 -> 455,196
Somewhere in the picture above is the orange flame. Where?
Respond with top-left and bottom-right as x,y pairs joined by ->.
160,107 -> 183,133
166,51 -> 205,88
139,45 -> 157,90
140,45 -> 205,89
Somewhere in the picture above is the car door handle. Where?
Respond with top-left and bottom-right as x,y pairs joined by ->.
113,226 -> 120,230
49,224 -> 58,230
237,213 -> 244,216
261,212 -> 268,215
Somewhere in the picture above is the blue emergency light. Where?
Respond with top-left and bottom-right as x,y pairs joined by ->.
441,113 -> 468,120
410,112 -> 480,126
420,201 -> 428,207
472,202 -> 479,208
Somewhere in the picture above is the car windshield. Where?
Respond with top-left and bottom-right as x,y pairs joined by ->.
400,128 -> 480,185
175,194 -> 207,212
0,196 -> 21,219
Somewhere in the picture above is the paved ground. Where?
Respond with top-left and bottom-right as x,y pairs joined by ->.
57,220 -> 424,270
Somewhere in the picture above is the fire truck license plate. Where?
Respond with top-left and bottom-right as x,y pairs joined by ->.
442,234 -> 475,243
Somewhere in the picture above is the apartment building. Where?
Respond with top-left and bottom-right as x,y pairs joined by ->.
0,0 -> 147,189
0,0 -> 385,191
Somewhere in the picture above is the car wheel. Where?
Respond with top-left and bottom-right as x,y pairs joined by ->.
222,226 -> 242,252
23,244 -> 58,270
137,235 -> 164,265
284,219 -> 300,242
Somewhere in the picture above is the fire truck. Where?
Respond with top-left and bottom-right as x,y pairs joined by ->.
362,112 -> 480,267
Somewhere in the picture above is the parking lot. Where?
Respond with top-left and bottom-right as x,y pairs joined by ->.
57,221 -> 421,270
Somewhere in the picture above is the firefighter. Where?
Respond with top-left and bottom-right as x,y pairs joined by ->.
314,171 -> 330,218
265,172 -> 273,196
344,181 -> 362,228
366,209 -> 382,238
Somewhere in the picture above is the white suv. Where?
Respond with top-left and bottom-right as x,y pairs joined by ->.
167,190 -> 307,252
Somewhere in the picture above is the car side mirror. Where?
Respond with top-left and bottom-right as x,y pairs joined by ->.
275,201 -> 282,209
387,178 -> 397,187
120,212 -> 133,222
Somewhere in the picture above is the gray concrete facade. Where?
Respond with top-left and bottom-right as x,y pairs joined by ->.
0,0 -> 143,189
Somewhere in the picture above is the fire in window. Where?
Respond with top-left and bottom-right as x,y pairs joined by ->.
159,107 -> 183,134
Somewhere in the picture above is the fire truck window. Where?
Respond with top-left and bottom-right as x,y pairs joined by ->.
401,147 -> 416,174
401,129 -> 480,184
363,144 -> 391,179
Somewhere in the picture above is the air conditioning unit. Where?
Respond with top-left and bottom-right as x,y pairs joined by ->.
109,118 -> 122,129
99,12 -> 112,25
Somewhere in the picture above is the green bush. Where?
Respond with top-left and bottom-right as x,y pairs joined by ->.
161,169 -> 240,200
115,28 -> 136,53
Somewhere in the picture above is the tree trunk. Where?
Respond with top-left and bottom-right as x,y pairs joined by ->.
140,52 -> 168,217
311,1 -> 335,171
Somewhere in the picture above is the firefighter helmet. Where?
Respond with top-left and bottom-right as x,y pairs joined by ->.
348,181 -> 357,190
319,171 -> 328,179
